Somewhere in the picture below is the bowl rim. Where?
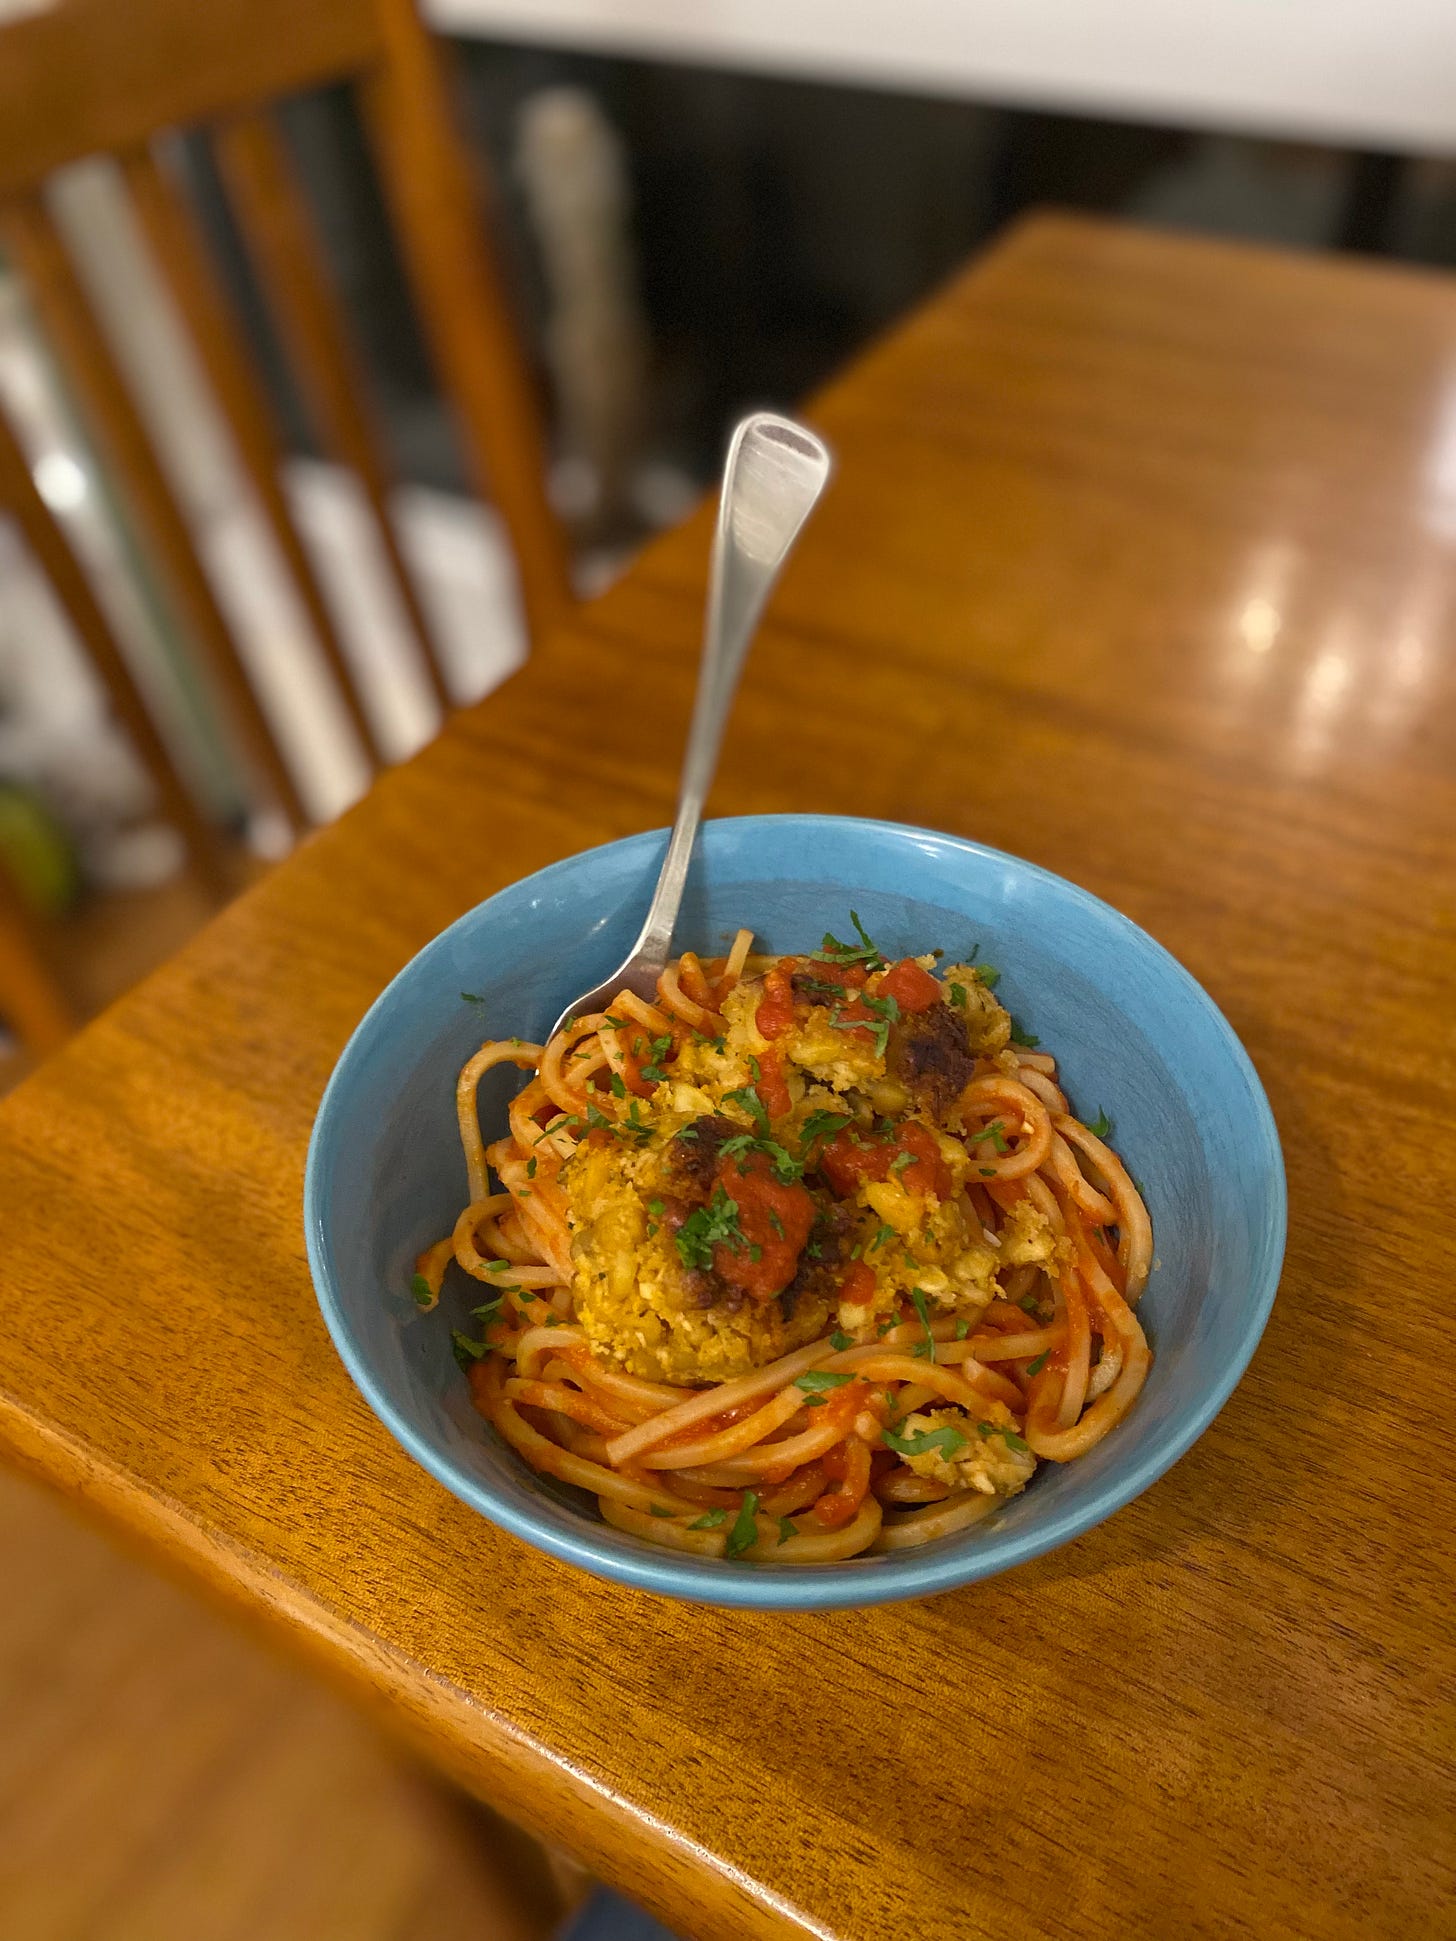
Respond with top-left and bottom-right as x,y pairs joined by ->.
305,813 -> 1287,1609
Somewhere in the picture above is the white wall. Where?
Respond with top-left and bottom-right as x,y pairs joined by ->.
427,0 -> 1456,154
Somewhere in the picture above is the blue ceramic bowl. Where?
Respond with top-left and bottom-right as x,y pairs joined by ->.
305,816 -> 1285,1609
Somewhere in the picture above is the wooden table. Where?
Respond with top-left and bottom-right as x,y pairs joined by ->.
2,216 -> 1453,1941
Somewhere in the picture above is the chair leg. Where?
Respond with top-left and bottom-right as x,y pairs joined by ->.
0,861 -> 75,1057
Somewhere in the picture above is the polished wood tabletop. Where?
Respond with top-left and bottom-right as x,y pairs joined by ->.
2,216 -> 1453,1941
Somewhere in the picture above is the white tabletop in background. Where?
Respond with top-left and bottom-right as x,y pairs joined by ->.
426,0 -> 1456,155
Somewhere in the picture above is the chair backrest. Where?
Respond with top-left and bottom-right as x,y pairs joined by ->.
0,0 -> 572,851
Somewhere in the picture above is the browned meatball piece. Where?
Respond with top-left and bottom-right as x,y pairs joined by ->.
888,1004 -> 975,1116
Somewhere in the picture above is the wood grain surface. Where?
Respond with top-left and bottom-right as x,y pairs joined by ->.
1,216 -> 1453,1941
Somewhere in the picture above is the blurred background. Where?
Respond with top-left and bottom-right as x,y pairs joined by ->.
0,1 -> 1452,1933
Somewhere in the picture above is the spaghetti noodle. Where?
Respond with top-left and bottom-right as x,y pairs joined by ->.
414,918 -> 1152,1563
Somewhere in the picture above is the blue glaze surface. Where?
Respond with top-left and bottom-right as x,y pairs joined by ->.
304,816 -> 1286,1609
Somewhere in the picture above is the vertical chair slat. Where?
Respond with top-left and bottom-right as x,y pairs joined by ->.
214,109 -> 452,715
0,857 -> 76,1056
122,144 -> 387,770
0,191 -> 308,829
361,0 -> 572,644
0,400 -> 231,893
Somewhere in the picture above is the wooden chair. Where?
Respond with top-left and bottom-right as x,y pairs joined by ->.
0,0 -> 573,1057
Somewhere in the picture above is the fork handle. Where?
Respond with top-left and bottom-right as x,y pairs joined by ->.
627,412 -> 832,973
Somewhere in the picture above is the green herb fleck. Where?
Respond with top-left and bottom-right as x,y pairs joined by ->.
410,1272 -> 434,1308
609,1072 -> 627,1098
1086,1108 -> 1113,1140
1008,1021 -> 1040,1048
795,1370 -> 855,1394
725,1491 -> 760,1560
724,1084 -> 769,1134
890,1150 -> 916,1177
777,1516 -> 797,1546
910,1287 -> 936,1360
947,982 -> 968,1010
525,1156 -> 537,1179
883,1424 -> 966,1460
689,1509 -> 727,1530
970,1119 -> 1009,1154
830,1329 -> 853,1350
649,1504 -> 675,1518
460,991 -> 485,1005
799,1109 -> 851,1153
954,1318 -> 970,1340
674,1186 -> 745,1271
812,912 -> 885,972
451,1331 -> 488,1369
869,1223 -> 897,1252
1026,1350 -> 1050,1377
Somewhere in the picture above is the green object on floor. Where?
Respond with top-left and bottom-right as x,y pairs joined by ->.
0,782 -> 80,916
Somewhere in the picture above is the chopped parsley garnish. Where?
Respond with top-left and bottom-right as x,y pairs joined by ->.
1026,1350 -> 1050,1377
609,1072 -> 627,1098
975,963 -> 1001,990
947,982 -> 968,1010
1131,1174 -> 1148,1198
969,1119 -> 1009,1153
410,1272 -> 434,1308
525,1156 -> 537,1179
889,1150 -> 916,1177
647,1198 -> 665,1217
979,1167 -> 996,1177
718,1132 -> 804,1184
978,1420 -> 1031,1454
534,1114 -> 580,1144
451,1330 -> 489,1368
471,1294 -> 505,1323
747,1054 -> 762,1082
675,1186 -> 745,1270
812,910 -> 885,972
1086,1108 -> 1113,1140
460,991 -> 485,1005
724,1084 -> 770,1133
830,1329 -> 853,1350
483,1258 -> 511,1272
799,1109 -> 851,1152
649,1504 -> 675,1517
689,1509 -> 727,1530
869,1223 -> 897,1251
909,1287 -> 936,1359
768,1209 -> 786,1239
1008,1021 -> 1040,1048
954,1318 -> 970,1340
884,1424 -> 966,1460
1020,1294 -> 1042,1315
725,1491 -> 760,1560
777,1516 -> 797,1545
795,1370 -> 854,1394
